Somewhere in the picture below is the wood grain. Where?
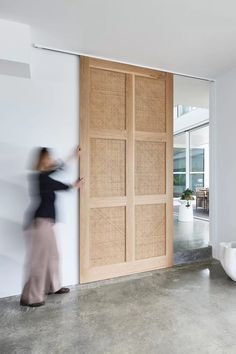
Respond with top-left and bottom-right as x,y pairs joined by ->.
80,56 -> 173,283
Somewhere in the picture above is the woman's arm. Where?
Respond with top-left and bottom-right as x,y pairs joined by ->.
63,146 -> 81,164
48,176 -> 84,191
49,177 -> 71,191
46,146 -> 81,176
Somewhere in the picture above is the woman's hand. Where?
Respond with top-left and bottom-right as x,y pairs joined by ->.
64,146 -> 81,163
73,177 -> 84,189
75,145 -> 81,159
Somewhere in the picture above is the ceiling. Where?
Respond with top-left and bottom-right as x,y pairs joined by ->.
1,0 -> 236,79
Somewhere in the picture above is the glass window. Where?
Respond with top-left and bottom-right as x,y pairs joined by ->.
189,126 -> 209,192
190,174 -> 204,191
173,126 -> 209,196
174,133 -> 186,172
174,148 -> 186,172
174,105 -> 197,118
173,133 -> 186,197
174,174 -> 186,197
190,148 -> 204,172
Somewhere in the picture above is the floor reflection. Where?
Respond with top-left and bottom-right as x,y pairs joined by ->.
174,215 -> 209,252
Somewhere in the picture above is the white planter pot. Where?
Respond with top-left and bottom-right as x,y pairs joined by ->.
178,200 -> 193,222
219,242 -> 236,281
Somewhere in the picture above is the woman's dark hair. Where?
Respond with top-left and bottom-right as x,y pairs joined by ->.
35,147 -> 50,171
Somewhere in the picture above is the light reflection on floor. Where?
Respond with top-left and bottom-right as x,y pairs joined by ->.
174,214 -> 209,252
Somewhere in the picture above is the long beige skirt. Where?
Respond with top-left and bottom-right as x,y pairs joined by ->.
21,218 -> 61,304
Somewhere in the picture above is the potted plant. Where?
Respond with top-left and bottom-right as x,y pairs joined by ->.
178,188 -> 194,222
180,188 -> 194,208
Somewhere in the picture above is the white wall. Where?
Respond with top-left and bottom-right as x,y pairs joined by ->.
0,19 -> 30,63
0,19 -> 31,78
0,48 -> 79,298
211,67 -> 236,258
204,144 -> 209,188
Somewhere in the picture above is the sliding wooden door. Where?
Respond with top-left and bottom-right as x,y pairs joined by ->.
80,57 -> 173,283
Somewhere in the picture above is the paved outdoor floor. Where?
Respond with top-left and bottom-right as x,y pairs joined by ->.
1,260 -> 236,354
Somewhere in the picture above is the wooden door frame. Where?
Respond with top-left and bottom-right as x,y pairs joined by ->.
80,56 -> 173,283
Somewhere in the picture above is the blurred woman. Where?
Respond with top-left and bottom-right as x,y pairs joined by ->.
20,147 -> 83,307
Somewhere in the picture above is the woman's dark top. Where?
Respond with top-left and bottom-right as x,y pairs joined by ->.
34,164 -> 71,222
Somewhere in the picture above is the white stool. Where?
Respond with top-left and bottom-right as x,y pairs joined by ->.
178,200 -> 193,222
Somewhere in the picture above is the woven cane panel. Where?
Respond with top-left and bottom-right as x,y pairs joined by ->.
135,76 -> 166,133
135,141 -> 166,195
90,68 -> 126,130
90,207 -> 126,266
135,204 -> 166,260
90,138 -> 126,197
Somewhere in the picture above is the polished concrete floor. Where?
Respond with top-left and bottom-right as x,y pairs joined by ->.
174,214 -> 209,252
1,260 -> 236,354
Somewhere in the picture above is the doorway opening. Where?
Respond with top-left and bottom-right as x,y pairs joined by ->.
173,75 -> 211,264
